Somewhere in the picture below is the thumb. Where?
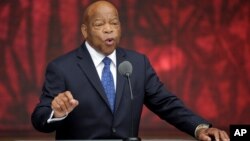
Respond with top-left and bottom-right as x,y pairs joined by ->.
66,99 -> 79,113
70,99 -> 79,107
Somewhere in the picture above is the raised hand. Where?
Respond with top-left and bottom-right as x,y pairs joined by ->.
51,91 -> 79,118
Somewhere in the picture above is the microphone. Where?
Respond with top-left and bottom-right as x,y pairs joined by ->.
118,61 -> 133,77
118,61 -> 133,99
118,61 -> 141,141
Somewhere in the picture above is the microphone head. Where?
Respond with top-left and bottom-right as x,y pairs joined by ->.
118,61 -> 133,76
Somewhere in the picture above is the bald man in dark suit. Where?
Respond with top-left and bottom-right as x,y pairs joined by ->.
31,1 -> 229,141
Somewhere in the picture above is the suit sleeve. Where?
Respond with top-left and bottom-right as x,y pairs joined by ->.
142,55 -> 211,137
31,61 -> 66,133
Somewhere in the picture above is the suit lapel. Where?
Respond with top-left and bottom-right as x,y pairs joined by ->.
76,44 -> 127,114
76,44 -> 110,109
115,48 -> 127,113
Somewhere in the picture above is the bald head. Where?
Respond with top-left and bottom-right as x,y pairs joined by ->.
83,1 -> 118,25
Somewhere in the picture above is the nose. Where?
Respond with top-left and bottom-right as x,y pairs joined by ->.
103,24 -> 113,34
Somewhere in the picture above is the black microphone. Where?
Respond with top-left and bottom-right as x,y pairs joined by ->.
118,61 -> 141,141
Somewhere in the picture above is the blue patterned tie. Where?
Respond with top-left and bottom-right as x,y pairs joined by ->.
101,57 -> 115,112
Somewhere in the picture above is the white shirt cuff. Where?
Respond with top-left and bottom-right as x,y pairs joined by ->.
194,124 -> 210,138
47,110 -> 67,123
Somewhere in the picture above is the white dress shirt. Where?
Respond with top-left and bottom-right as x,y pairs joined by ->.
85,41 -> 117,89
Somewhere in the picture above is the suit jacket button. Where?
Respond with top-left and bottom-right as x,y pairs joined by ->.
112,128 -> 116,133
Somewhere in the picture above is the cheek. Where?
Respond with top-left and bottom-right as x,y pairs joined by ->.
117,30 -> 121,38
115,28 -> 121,37
89,31 -> 102,41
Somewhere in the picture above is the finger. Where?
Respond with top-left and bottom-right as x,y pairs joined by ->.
51,99 -> 62,111
207,128 -> 220,141
63,91 -> 79,110
220,131 -> 230,141
54,97 -> 68,114
51,101 -> 66,118
67,99 -> 79,112
64,91 -> 74,101
70,99 -> 79,106
58,93 -> 71,112
199,133 -> 212,141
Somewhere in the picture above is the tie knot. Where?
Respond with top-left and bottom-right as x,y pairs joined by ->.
103,57 -> 112,66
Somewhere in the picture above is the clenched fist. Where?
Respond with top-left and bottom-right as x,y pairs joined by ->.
51,91 -> 79,118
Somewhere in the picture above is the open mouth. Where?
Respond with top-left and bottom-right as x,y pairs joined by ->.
105,38 -> 114,46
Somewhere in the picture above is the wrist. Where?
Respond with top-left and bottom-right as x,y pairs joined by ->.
195,124 -> 210,138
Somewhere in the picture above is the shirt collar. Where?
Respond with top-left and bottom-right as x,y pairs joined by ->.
85,41 -> 116,67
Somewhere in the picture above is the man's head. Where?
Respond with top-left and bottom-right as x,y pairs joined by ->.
81,0 -> 121,56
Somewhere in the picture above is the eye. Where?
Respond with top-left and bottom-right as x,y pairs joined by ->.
93,20 -> 104,27
94,22 -> 104,27
111,20 -> 120,26
112,22 -> 119,25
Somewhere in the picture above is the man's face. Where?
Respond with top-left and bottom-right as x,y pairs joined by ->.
82,3 -> 121,55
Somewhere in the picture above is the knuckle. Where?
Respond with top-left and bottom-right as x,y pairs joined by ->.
65,91 -> 71,95
62,97 -> 68,102
56,105 -> 61,109
59,101 -> 64,105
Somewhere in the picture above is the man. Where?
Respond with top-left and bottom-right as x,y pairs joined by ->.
31,1 -> 229,141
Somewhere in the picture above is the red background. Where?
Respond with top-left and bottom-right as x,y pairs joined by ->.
0,0 -> 249,139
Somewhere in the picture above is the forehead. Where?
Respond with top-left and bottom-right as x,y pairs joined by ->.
87,3 -> 119,21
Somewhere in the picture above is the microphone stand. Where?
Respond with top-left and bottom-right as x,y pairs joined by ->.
124,73 -> 141,141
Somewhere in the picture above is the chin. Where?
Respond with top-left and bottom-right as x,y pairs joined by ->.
104,49 -> 115,55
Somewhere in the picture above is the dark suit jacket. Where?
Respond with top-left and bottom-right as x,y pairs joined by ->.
31,43 -> 210,139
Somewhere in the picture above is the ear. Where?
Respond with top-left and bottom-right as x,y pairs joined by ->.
81,24 -> 88,39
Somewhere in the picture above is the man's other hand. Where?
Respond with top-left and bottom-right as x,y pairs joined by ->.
197,127 -> 230,141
